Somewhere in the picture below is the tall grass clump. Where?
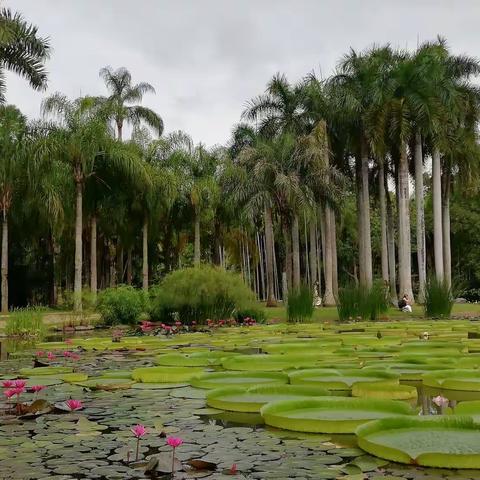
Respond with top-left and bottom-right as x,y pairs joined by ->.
97,285 -> 146,326
337,281 -> 388,322
149,266 -> 262,325
5,307 -> 46,337
424,277 -> 454,318
287,284 -> 314,323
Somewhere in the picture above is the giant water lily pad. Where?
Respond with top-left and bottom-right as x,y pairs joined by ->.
222,354 -> 327,371
356,416 -> 480,468
190,371 -> 289,389
288,368 -> 399,391
132,366 -> 204,383
352,381 -> 417,401
19,366 -> 73,376
206,384 -> 330,412
260,397 -> 413,433
423,370 -> 480,392
155,351 -> 235,367
76,377 -> 134,390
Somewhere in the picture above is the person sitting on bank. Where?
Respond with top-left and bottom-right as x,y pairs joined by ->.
398,294 -> 412,313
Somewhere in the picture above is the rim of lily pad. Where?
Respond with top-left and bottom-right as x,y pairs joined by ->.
422,369 -> 480,391
221,354 -> 330,372
260,397 -> 413,433
352,381 -> 417,400
356,415 -> 480,468
288,368 -> 399,390
19,366 -> 73,376
190,371 -> 289,389
132,366 -> 204,383
155,351 -> 236,367
206,384 -> 330,412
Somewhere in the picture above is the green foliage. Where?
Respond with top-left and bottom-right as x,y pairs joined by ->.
336,281 -> 388,321
149,266 -> 258,325
97,285 -> 145,326
5,307 -> 45,337
424,277 -> 454,318
287,284 -> 314,323
61,288 -> 97,311
235,306 -> 266,324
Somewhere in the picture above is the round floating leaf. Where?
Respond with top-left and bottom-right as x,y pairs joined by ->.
356,416 -> 480,468
222,354 -> 328,372
206,384 -> 330,412
76,377 -> 134,390
422,370 -> 480,392
155,351 -> 235,367
132,366 -> 204,383
289,368 -> 399,391
260,397 -> 413,433
59,373 -> 88,383
190,371 -> 289,389
19,366 -> 73,376
352,381 -> 417,400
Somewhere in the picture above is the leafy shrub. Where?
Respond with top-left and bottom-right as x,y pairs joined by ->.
459,288 -> 479,303
287,284 -> 314,323
149,266 -> 258,325
235,307 -> 266,324
5,307 -> 45,337
97,285 -> 145,326
424,278 -> 454,318
61,288 -> 97,310
337,281 -> 388,322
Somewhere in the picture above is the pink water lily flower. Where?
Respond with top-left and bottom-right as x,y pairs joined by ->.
30,385 -> 45,393
47,352 -> 56,360
3,388 -> 16,399
14,380 -> 26,389
65,399 -> 83,411
432,395 -> 449,409
166,436 -> 183,448
2,380 -> 15,388
131,424 -> 147,438
63,351 -> 72,357
35,351 -> 45,357
70,353 -> 81,361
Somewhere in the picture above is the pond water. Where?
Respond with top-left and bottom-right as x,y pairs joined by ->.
1,321 -> 480,479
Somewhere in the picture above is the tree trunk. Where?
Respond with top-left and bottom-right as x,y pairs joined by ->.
109,240 -> 116,288
357,136 -> 373,288
414,133 -> 426,303
291,214 -> 301,289
323,204 -> 335,306
432,147 -> 444,281
194,209 -> 200,266
330,208 -> 338,297
379,160 -> 389,284
126,248 -> 133,285
74,181 -> 83,312
283,222 -> 292,292
52,236 -> 60,306
264,206 -> 276,306
397,142 -> 414,301
142,216 -> 148,291
117,120 -> 123,142
118,246 -> 124,283
442,167 -> 452,288
90,215 -> 97,302
309,218 -> 317,288
386,171 -> 397,303
1,212 -> 8,313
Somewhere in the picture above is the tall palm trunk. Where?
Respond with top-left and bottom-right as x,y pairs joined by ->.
52,236 -> 60,306
323,204 -> 335,306
378,160 -> 389,284
90,215 -> 97,302
357,136 -> 373,288
1,210 -> 8,313
116,120 -> 123,142
283,222 -> 292,292
397,142 -> 414,301
142,216 -> 148,291
330,208 -> 338,297
414,133 -> 426,303
309,218 -> 317,288
194,208 -> 201,266
432,147 -> 444,281
291,214 -> 300,289
126,248 -> 133,285
74,180 -> 83,312
386,170 -> 397,303
442,168 -> 452,288
264,206 -> 276,306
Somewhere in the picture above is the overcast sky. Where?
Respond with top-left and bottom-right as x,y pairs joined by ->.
7,0 -> 480,146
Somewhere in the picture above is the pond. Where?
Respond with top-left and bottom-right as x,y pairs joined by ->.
1,320 -> 480,479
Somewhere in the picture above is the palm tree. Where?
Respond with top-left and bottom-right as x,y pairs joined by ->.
0,105 -> 27,311
96,66 -> 163,140
0,7 -> 50,103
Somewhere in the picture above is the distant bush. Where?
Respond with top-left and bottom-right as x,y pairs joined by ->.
5,307 -> 46,337
149,266 -> 259,325
97,285 -> 145,326
459,288 -> 480,303
61,288 -> 97,311
235,307 -> 266,324
287,284 -> 314,323
337,281 -> 388,321
424,278 -> 454,318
